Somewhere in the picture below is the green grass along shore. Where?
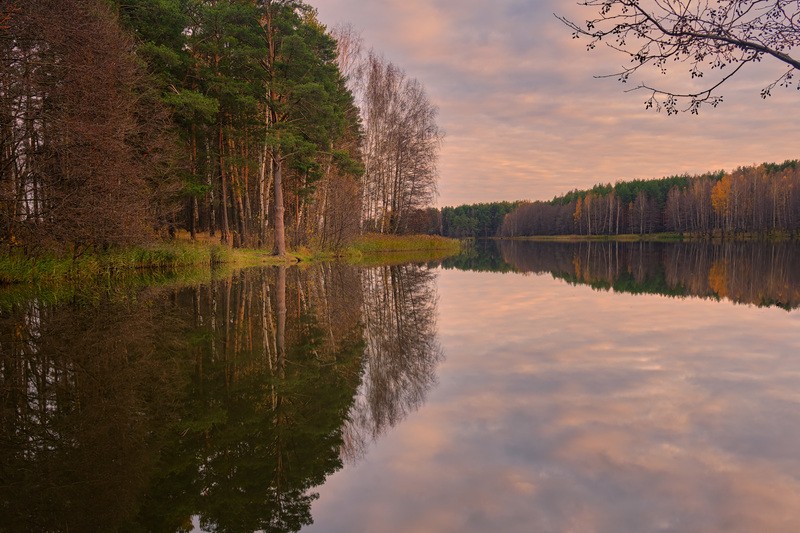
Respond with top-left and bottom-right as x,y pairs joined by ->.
0,233 -> 461,286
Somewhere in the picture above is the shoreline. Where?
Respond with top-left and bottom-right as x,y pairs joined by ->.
0,233 -> 462,287
492,231 -> 797,243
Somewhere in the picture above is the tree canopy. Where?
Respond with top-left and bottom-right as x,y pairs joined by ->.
2,0 -> 442,255
500,162 -> 800,237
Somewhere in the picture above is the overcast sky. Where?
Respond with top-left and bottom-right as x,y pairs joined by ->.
314,0 -> 800,207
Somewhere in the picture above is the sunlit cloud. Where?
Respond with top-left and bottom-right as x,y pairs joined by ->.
315,0 -> 800,206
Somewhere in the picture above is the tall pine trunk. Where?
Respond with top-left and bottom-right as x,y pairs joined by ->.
218,122 -> 231,245
272,154 -> 286,256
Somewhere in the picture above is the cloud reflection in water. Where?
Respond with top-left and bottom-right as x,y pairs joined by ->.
310,262 -> 800,533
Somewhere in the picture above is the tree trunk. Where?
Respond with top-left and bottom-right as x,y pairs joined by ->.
190,126 -> 198,240
218,122 -> 231,245
191,196 -> 198,240
272,154 -> 286,256
276,264 -> 286,378
208,138 -> 216,237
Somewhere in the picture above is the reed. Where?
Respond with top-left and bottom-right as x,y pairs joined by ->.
352,234 -> 461,254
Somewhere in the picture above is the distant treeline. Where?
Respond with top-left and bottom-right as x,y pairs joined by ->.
441,202 -> 519,238
397,160 -> 800,241
397,202 -> 519,238
500,161 -> 800,238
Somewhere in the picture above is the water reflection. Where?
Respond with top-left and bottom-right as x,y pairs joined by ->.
310,248 -> 800,533
0,289 -> 185,531
343,265 -> 444,462
0,263 -> 442,532
443,240 -> 800,309
135,266 -> 367,533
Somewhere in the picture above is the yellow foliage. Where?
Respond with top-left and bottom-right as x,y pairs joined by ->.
711,175 -> 732,216
708,261 -> 728,298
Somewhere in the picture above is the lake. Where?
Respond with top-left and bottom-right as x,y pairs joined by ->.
3,240 -> 800,532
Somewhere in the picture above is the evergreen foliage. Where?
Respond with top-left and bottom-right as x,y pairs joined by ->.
501,162 -> 800,238
440,202 -> 519,238
1,0 -> 441,257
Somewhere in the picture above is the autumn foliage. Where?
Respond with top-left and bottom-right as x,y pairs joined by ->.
501,162 -> 800,238
1,0 -> 444,257
0,0 -> 178,251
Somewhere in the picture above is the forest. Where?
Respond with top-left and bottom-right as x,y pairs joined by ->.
500,161 -> 800,238
351,158 -> 800,241
440,202 -> 518,238
4,0 -> 798,261
0,0 -> 442,256
380,202 -> 519,239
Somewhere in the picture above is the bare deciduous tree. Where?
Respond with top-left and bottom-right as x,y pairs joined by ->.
0,0 -> 178,251
358,53 -> 442,233
332,30 -> 444,235
558,1 -> 800,113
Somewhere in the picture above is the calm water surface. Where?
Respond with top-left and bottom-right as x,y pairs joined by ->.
2,241 -> 800,532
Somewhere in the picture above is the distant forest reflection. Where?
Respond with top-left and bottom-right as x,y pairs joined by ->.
0,263 -> 442,532
442,240 -> 800,310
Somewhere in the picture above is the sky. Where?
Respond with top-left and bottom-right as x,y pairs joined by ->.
314,0 -> 800,207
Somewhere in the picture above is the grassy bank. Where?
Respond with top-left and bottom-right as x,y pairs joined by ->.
347,234 -> 462,265
351,233 -> 462,254
0,233 -> 461,287
0,241 -> 292,286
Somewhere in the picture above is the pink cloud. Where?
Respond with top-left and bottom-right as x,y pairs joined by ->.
315,0 -> 800,206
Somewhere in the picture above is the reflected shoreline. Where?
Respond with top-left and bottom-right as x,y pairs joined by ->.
442,240 -> 800,310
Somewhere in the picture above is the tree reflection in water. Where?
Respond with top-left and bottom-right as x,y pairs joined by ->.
136,265 -> 367,532
0,289 -> 185,532
342,264 -> 444,462
0,262 -> 443,532
444,240 -> 800,310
